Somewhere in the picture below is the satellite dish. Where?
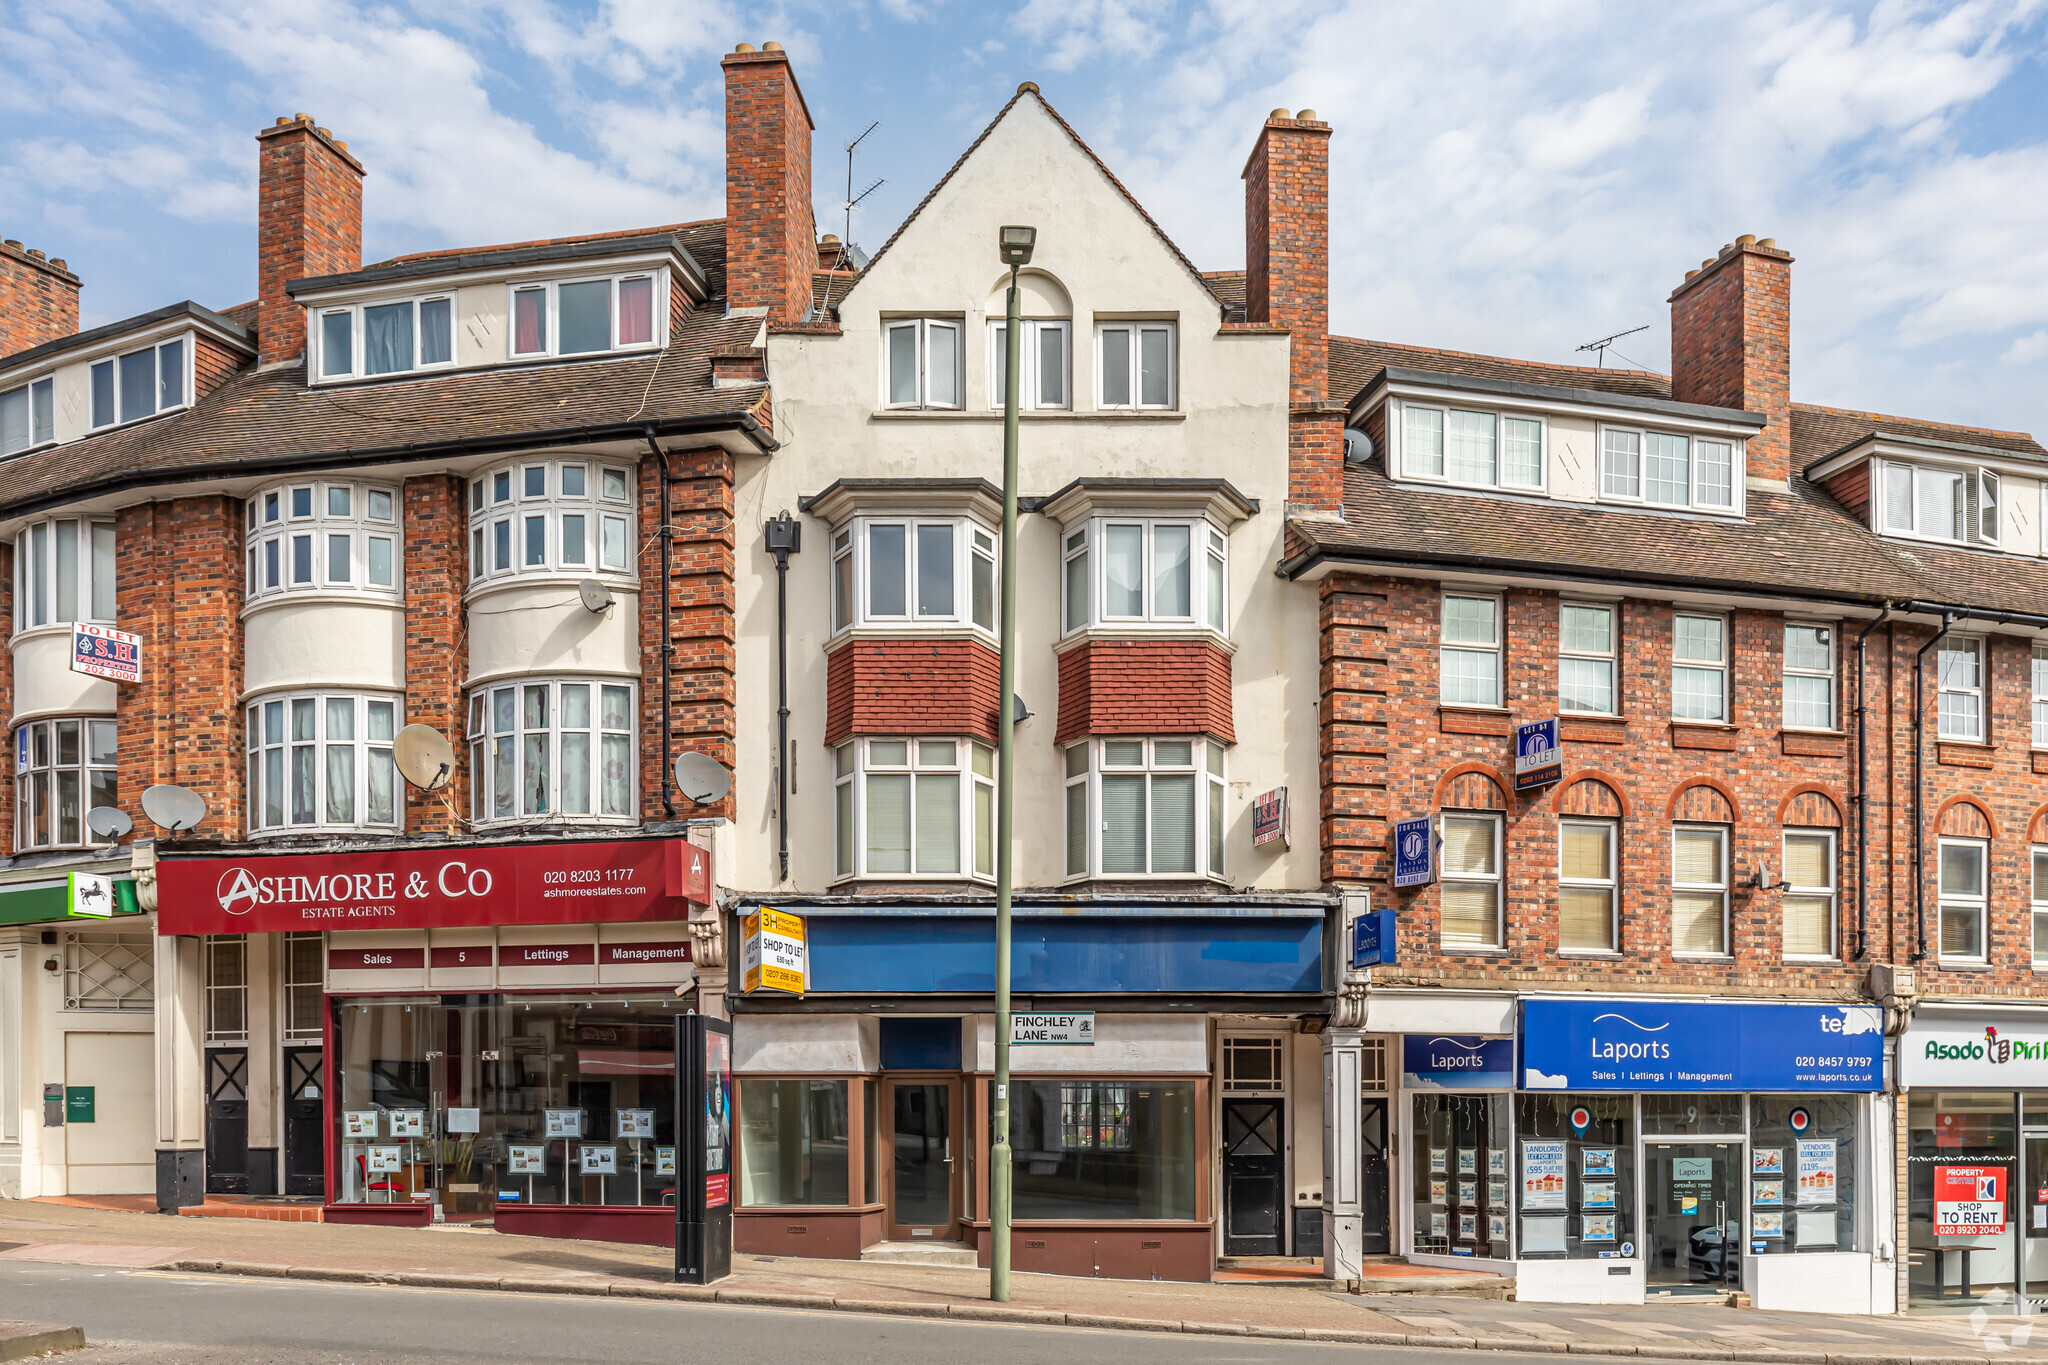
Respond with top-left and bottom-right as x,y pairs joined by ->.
1343,427 -> 1375,466
140,784 -> 208,832
672,752 -> 732,806
578,579 -> 614,613
393,724 -> 456,791
86,806 -> 133,839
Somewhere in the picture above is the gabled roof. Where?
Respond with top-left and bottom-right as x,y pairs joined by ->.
840,85 -> 1220,309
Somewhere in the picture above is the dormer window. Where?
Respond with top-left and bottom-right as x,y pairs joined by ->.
1878,459 -> 1999,547
89,337 -> 187,429
318,295 -> 455,379
1400,403 -> 1544,491
1598,424 -> 1738,512
0,377 -> 54,456
510,275 -> 660,360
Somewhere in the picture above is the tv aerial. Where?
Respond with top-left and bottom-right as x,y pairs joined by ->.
140,784 -> 207,832
672,752 -> 732,807
1575,324 -> 1649,370
393,724 -> 456,792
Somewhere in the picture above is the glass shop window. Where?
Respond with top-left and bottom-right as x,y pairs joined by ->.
737,1078 -> 852,1207
1749,1094 -> 1860,1255
1008,1079 -> 1196,1220
1514,1093 -> 1636,1261
1413,1092 -> 1511,1258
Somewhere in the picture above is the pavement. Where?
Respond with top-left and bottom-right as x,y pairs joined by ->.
4,1196 -> 2045,1363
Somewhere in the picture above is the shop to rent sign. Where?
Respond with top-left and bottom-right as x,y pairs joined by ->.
741,908 -> 807,993
1934,1166 -> 2007,1236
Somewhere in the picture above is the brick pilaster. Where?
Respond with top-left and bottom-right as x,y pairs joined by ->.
1669,236 -> 1793,484
403,475 -> 468,833
1319,573 -> 1390,886
0,541 -> 13,852
641,450 -> 736,822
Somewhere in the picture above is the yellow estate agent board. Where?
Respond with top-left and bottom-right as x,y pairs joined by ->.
741,908 -> 807,993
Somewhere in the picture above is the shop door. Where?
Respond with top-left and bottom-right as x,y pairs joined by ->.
1223,1099 -> 1285,1256
431,1002 -> 512,1222
884,1079 -> 959,1240
282,1049 -> 325,1197
1360,1097 -> 1391,1256
205,1048 -> 250,1195
1645,1142 -> 1741,1292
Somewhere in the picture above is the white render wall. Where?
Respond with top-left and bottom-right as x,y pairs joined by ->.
739,96 -> 1313,896
243,599 -> 406,698
10,629 -> 118,723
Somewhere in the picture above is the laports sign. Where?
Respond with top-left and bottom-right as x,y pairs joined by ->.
156,838 -> 710,935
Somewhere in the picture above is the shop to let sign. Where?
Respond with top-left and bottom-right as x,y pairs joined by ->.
741,908 -> 807,993
70,622 -> 141,684
1252,788 -> 1289,849
1934,1165 -> 2007,1236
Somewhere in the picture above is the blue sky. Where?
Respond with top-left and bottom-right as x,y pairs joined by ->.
4,0 -> 2047,437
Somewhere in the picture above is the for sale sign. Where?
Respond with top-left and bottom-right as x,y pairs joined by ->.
1934,1165 -> 2007,1236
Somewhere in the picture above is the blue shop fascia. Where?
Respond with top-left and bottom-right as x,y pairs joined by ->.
722,891 -> 1335,1280
1395,993 -> 1891,1313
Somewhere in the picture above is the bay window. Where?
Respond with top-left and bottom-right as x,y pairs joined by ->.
1096,321 -> 1175,409
468,679 -> 635,825
507,274 -> 661,359
1598,424 -> 1738,511
1938,837 -> 1987,962
469,459 -> 635,583
833,737 -> 994,880
15,518 -> 116,630
0,376 -> 54,456
829,515 -> 997,634
1062,737 -> 1226,880
89,335 -> 187,429
883,318 -> 962,410
1399,402 -> 1544,490
1783,623 -> 1835,730
15,717 -> 117,850
1937,636 -> 1985,741
315,293 -> 455,379
247,693 -> 400,833
246,481 -> 400,601
1058,518 -> 1227,634
1672,825 -> 1729,956
989,319 -> 1070,410
1879,459 -> 1999,546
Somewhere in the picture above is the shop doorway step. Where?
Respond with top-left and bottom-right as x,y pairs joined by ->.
1343,1260 -> 1514,1299
1215,1256 -> 1330,1285
175,1197 -> 324,1224
859,1240 -> 978,1268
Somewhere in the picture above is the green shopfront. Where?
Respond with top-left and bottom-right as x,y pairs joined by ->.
1899,1005 -> 2048,1313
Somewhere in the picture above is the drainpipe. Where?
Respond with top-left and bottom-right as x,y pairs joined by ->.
1851,606 -> 1891,961
645,429 -> 675,821
764,511 -> 802,881
1911,611 -> 1962,962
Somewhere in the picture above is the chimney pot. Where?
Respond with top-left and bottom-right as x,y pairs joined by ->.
335,142 -> 348,152
1017,81 -> 1039,95
821,233 -> 839,245
3,240 -> 20,250
1269,107 -> 1289,119
26,248 -> 44,261
1296,109 -> 1317,120
1758,237 -> 1777,250
1701,260 -> 1714,271
1736,233 -> 1756,248
316,127 -> 332,139
734,42 -> 756,52
1685,269 -> 1699,281
274,116 -> 291,127
296,112 -> 312,123
763,40 -> 783,51
50,259 -> 65,271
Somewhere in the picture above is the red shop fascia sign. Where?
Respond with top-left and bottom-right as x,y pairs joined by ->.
154,838 -> 711,935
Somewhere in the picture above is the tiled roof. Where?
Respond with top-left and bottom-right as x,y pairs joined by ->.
0,223 -> 768,518
1298,335 -> 2048,616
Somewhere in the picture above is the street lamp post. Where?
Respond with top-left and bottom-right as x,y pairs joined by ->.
990,222 -> 1035,1304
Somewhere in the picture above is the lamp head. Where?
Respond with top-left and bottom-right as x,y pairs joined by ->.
998,224 -> 1037,267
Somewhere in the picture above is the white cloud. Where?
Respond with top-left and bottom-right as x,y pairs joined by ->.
2003,331 -> 2048,365
1018,0 -> 1176,71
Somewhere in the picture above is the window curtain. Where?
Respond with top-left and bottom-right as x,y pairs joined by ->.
364,302 -> 414,375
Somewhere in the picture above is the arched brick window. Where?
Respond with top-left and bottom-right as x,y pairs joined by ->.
1560,777 -> 1624,819
1670,781 -> 1737,826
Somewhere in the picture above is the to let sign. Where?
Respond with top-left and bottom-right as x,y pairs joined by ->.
1012,1012 -> 1094,1045
741,908 -> 806,993
1514,718 -> 1562,791
1252,788 -> 1289,849
1934,1166 -> 2007,1236
71,623 -> 141,684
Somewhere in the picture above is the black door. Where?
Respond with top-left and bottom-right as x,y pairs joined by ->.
1223,1099 -> 1285,1256
283,1049 -> 325,1197
1361,1096 -> 1391,1255
205,1049 -> 249,1195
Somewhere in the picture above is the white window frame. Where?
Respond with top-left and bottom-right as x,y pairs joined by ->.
1781,828 -> 1838,961
2032,845 -> 2048,969
1671,823 -> 1731,957
246,692 -> 402,835
14,716 -> 118,851
313,292 -> 458,382
1439,811 -> 1504,950
1937,835 -> 1989,964
0,375 -> 55,456
1393,399 -> 1546,492
1558,601 -> 1617,716
1061,736 -> 1226,882
1056,516 -> 1227,636
1596,423 -> 1741,513
503,272 -> 665,361
1877,458 -> 2000,548
1937,635 -> 1985,742
468,678 -> 637,827
246,481 -> 401,602
2033,644 -> 2048,750
1558,817 -> 1618,953
14,517 -> 116,632
1440,592 -> 1502,709
468,459 -> 636,584
1672,612 -> 1729,724
1782,622 -> 1837,731
832,736 -> 995,882
988,318 -> 1072,412
830,514 -> 998,636
881,317 -> 964,410
87,334 -> 191,431
1094,320 -> 1177,411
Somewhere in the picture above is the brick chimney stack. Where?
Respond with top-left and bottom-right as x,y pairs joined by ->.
1243,109 -> 1342,518
0,239 -> 80,360
255,114 -> 364,367
723,42 -> 815,324
1669,235 -> 1793,485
